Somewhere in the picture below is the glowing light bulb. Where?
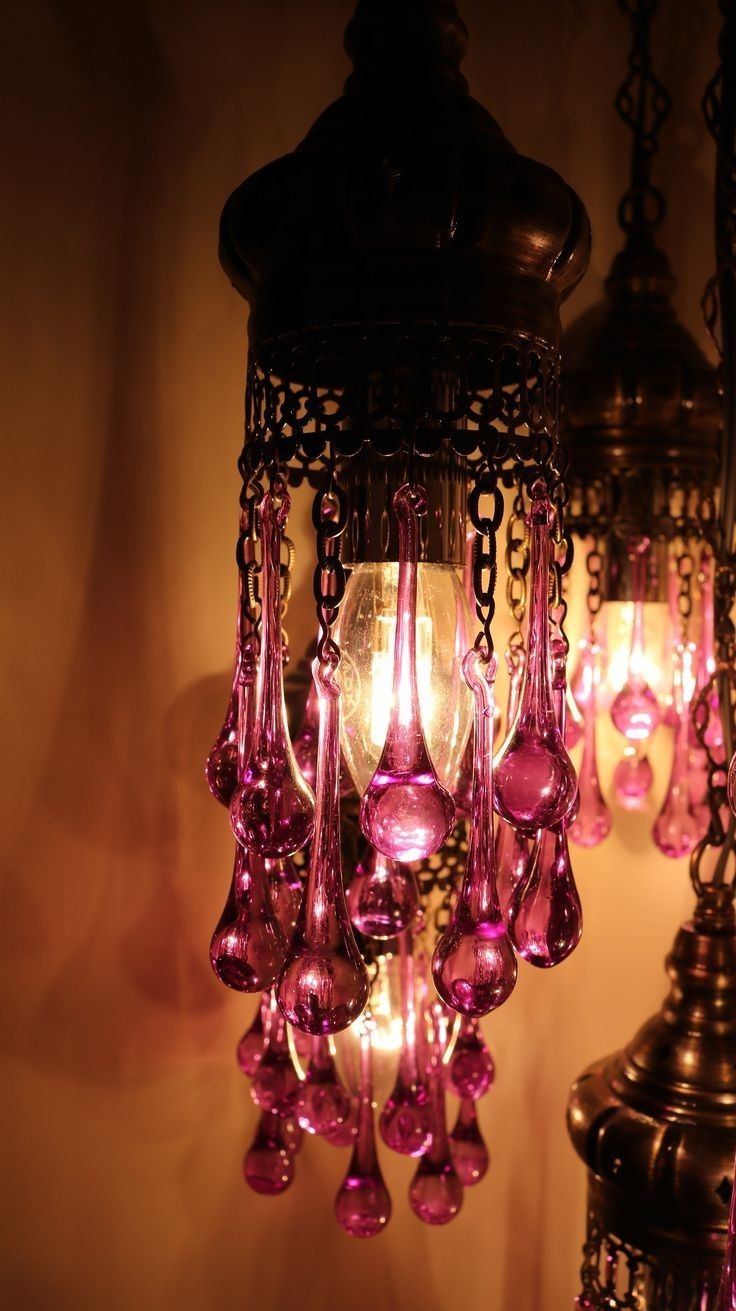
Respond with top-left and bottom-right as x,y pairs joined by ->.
335,562 -> 473,796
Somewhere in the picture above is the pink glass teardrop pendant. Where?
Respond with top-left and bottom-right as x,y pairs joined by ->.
326,1100 -> 358,1148
568,641 -> 611,848
446,1014 -> 495,1100
494,483 -> 577,832
450,1099 -> 490,1186
409,1007 -> 464,1226
335,1023 -> 392,1238
209,845 -> 286,992
360,484 -> 455,862
296,1036 -> 352,1137
347,846 -> 419,940
230,487 -> 315,858
206,531 -> 256,807
653,643 -> 702,858
243,1109 -> 295,1195
610,538 -> 661,742
379,930 -> 432,1157
266,857 -> 303,937
432,650 -> 517,1017
236,992 -> 271,1077
495,820 -> 532,921
277,657 -> 369,1035
251,997 -> 300,1113
613,746 -> 654,808
508,825 -> 583,968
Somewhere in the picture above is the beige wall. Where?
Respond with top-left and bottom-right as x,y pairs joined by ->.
0,1 -> 720,1307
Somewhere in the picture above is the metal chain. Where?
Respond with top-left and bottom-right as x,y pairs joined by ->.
615,0 -> 671,241
468,462 -> 504,657
674,538 -> 694,639
584,537 -> 604,638
312,453 -> 348,670
548,426 -> 575,656
505,479 -> 530,652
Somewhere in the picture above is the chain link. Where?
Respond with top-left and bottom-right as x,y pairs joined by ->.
312,455 -> 348,669
468,463 -> 504,656
505,481 -> 530,651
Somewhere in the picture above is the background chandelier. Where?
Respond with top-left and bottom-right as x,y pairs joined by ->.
205,0 -> 591,1233
566,1 -> 736,1307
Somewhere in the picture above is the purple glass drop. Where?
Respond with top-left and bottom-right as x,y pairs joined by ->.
296,1035 -> 352,1136
335,1025 -> 392,1238
653,643 -> 702,858
409,1007 -> 464,1226
494,484 -> 577,833
432,650 -> 518,1017
495,819 -> 532,921
446,1014 -> 495,1100
610,538 -> 661,742
279,1110 -> 304,1157
508,826 -> 583,968
206,523 -> 256,807
266,857 -> 303,936
347,846 -> 419,940
230,486 -> 315,858
450,1098 -> 490,1187
568,640 -> 611,848
209,845 -> 286,992
613,748 -> 654,808
360,484 -> 455,862
243,1109 -> 295,1196
236,992 -> 271,1077
326,1100 -> 358,1148
379,931 -> 432,1157
250,998 -> 300,1114
277,657 -> 369,1035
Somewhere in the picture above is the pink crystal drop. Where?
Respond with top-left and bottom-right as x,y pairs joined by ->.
446,1014 -> 495,1100
296,1035 -> 352,1136
277,657 -> 369,1035
335,1025 -> 392,1238
209,845 -> 286,992
568,640 -> 611,848
495,820 -> 532,921
360,484 -> 455,862
450,1098 -> 490,1186
494,483 -> 577,832
379,931 -> 432,1157
280,1111 -> 304,1157
250,997 -> 300,1113
243,1109 -> 295,1195
236,992 -> 271,1077
207,528 -> 257,807
326,1100 -> 358,1148
610,538 -> 661,742
653,643 -> 702,858
347,846 -> 419,940
409,1007 -> 464,1225
266,857 -> 303,936
613,747 -> 654,807
230,487 -> 315,858
432,650 -> 518,1016
508,825 -> 583,968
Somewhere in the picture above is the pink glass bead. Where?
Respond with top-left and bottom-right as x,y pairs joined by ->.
296,1035 -> 352,1136
251,999 -> 300,1114
347,846 -> 419,940
610,538 -> 661,743
653,643 -> 702,858
230,487 -> 315,858
433,650 -> 518,1017
335,1025 -> 392,1238
450,1098 -> 490,1187
243,1109 -> 295,1195
446,1015 -> 495,1100
360,484 -> 455,862
236,992 -> 271,1077
568,641 -> 611,848
613,748 -> 654,807
494,485 -> 577,833
409,1008 -> 464,1226
379,931 -> 432,1157
508,825 -> 583,968
209,845 -> 286,993
277,657 -> 369,1035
